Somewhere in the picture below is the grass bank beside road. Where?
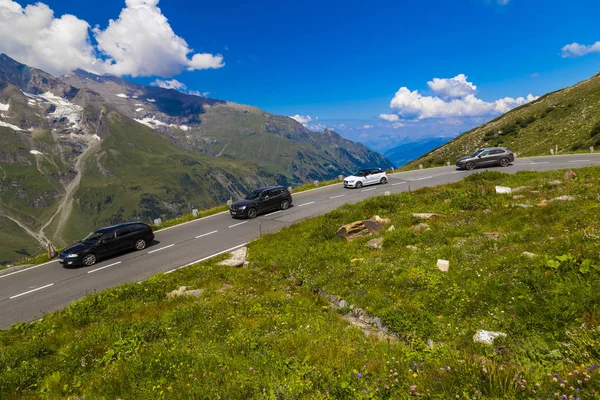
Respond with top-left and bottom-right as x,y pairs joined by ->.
2,167 -> 600,399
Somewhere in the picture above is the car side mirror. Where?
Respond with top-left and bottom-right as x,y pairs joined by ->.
477,155 -> 482,158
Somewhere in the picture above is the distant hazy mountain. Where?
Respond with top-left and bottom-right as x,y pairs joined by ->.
0,54 -> 392,263
383,137 -> 451,167
404,72 -> 600,169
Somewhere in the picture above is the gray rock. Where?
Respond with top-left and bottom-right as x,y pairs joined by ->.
473,329 -> 506,345
339,299 -> 348,308
365,238 -> 383,249
410,223 -> 430,232
412,213 -> 442,220
387,225 -> 396,232
218,246 -> 248,267
436,259 -> 449,272
548,180 -> 562,186
512,186 -> 531,193
516,204 -> 532,208
407,245 -> 419,251
550,195 -> 575,202
167,286 -> 204,299
483,232 -> 500,239
512,195 -> 525,199
522,251 -> 537,259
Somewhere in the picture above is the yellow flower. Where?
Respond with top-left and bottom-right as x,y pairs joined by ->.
412,373 -> 418,378
168,386 -> 172,391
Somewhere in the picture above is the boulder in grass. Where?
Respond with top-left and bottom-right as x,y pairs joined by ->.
550,195 -> 575,202
495,186 -> 512,194
410,223 -> 430,232
365,238 -> 383,250
412,213 -> 442,220
473,330 -> 506,345
436,259 -> 449,272
167,286 -> 204,299
218,247 -> 248,267
522,251 -> 536,259
336,215 -> 390,241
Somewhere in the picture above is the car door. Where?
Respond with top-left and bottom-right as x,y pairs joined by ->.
476,150 -> 494,166
116,226 -> 135,252
266,188 -> 283,210
489,149 -> 504,164
97,230 -> 120,257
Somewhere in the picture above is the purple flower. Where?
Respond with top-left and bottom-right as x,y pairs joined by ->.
358,373 -> 363,378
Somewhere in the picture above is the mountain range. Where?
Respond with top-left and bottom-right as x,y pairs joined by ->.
0,54 -> 392,264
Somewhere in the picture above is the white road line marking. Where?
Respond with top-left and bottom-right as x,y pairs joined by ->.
10,283 -> 54,299
196,230 -> 218,239
269,210 -> 282,215
228,221 -> 248,228
87,261 -> 122,274
416,176 -> 433,181
569,160 -> 590,163
330,194 -> 346,199
361,188 -> 376,192
452,171 -> 464,174
0,260 -> 58,280
165,243 -> 250,274
148,244 -> 175,254
525,162 -> 550,165
392,182 -> 407,186
298,202 -> 315,207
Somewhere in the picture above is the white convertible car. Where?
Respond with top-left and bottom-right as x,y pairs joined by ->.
343,168 -> 388,188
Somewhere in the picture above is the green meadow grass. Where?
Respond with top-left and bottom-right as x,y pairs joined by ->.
1,167 -> 600,399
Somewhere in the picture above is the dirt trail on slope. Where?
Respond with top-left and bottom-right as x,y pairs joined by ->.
0,213 -> 48,246
39,135 -> 102,244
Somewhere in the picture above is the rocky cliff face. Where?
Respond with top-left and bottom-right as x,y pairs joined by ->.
0,54 -> 392,264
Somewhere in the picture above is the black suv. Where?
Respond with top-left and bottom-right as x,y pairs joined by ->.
230,185 -> 292,219
58,222 -> 155,267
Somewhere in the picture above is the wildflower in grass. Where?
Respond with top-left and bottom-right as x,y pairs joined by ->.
358,373 -> 362,378
412,373 -> 418,378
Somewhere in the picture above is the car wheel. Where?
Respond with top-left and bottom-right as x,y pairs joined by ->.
355,181 -> 363,188
280,200 -> 290,210
82,253 -> 97,266
134,238 -> 147,251
499,157 -> 510,167
380,177 -> 388,184
465,161 -> 475,171
247,208 -> 258,219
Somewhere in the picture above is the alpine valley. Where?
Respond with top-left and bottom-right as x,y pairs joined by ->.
0,54 -> 393,264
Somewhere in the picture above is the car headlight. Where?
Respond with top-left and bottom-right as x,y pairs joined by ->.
66,253 -> 79,258
348,180 -> 355,183
239,206 -> 247,210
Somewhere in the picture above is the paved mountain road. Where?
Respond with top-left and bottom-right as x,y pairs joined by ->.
1,154 -> 599,329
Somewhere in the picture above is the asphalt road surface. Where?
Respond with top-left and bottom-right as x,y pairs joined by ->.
1,153 -> 599,329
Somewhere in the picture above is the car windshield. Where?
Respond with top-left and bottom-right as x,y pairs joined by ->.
353,170 -> 367,177
245,190 -> 262,200
81,231 -> 103,243
470,149 -> 485,157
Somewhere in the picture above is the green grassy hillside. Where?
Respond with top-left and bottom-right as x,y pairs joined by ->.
404,73 -> 600,169
2,166 -> 599,399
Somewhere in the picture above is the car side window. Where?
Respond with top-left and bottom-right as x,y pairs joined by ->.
117,227 -> 132,237
269,188 -> 283,196
491,149 -> 504,154
481,151 -> 490,156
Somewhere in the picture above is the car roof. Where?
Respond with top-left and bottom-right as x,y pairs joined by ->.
95,221 -> 146,232
253,185 -> 285,191
358,168 -> 383,171
480,147 -> 508,151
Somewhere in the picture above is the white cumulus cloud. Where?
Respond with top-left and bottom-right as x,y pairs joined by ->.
362,125 -> 373,129
0,0 -> 224,77
378,113 -> 399,122
152,79 -> 187,90
427,74 -> 476,98
561,41 -> 600,58
289,114 -> 313,125
388,74 -> 538,119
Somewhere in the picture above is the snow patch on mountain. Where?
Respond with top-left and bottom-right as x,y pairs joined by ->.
116,93 -> 129,98
134,116 -> 189,131
0,102 -> 9,111
147,98 -> 156,103
24,92 -> 83,128
30,150 -> 43,155
0,120 -> 23,131
136,108 -> 144,112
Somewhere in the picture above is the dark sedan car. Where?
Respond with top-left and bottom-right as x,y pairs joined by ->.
230,185 -> 292,219
456,147 -> 515,171
58,222 -> 154,267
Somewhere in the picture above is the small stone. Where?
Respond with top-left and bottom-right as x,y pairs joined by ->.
516,204 -> 532,208
536,200 -> 548,207
473,329 -> 507,345
365,238 -> 383,249
436,259 -> 449,272
483,232 -> 500,239
495,186 -> 512,194
370,215 -> 391,225
407,245 -> 419,251
412,213 -> 442,220
482,209 -> 492,214
427,339 -> 435,350
522,251 -> 537,259
411,223 -> 430,232
512,195 -> 525,199
564,169 -> 576,180
548,180 -> 562,186
387,225 -> 396,232
550,195 -> 575,202
512,186 -> 531,193
339,299 -> 348,308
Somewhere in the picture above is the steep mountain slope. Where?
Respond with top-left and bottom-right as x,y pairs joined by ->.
0,54 -> 392,264
403,72 -> 600,169
62,69 -> 393,179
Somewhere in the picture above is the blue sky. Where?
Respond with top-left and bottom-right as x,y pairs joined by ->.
1,0 -> 599,151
